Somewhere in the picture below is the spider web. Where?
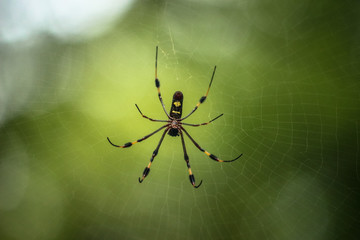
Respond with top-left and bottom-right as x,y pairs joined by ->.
1,0 -> 360,239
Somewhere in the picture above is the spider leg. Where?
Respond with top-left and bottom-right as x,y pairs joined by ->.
107,124 -> 169,148
181,113 -> 223,127
139,127 -> 169,183
154,46 -> 171,119
135,104 -> 169,123
180,129 -> 203,188
181,126 -> 243,162
180,66 -> 217,121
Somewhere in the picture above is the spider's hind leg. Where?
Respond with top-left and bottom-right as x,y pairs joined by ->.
154,46 -> 171,119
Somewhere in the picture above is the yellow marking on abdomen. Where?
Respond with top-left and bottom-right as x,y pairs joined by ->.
172,110 -> 181,114
174,101 -> 181,107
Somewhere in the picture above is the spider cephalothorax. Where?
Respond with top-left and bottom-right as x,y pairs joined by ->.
107,46 -> 242,188
168,120 -> 180,137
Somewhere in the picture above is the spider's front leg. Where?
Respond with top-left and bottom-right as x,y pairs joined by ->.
180,130 -> 203,188
181,126 -> 243,162
139,127 -> 169,183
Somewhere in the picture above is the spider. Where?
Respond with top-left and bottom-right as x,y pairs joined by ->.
107,46 -> 242,188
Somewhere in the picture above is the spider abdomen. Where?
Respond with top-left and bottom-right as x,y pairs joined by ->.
170,91 -> 183,119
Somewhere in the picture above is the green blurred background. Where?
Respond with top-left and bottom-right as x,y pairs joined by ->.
1,0 -> 359,239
